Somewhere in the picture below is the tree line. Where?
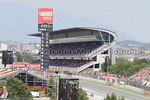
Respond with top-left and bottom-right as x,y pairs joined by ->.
15,51 -> 37,63
102,58 -> 150,77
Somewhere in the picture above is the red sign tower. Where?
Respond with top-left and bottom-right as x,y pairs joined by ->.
38,8 -> 53,31
38,8 -> 53,70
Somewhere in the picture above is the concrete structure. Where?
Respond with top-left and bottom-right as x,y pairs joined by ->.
30,27 -> 117,73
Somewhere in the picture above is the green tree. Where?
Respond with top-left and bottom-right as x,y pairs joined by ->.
46,78 -> 57,100
133,58 -> 148,65
108,58 -> 150,77
77,88 -> 89,100
15,51 -> 23,62
126,64 -> 141,76
0,80 -> 7,87
22,52 -> 36,62
127,58 -> 149,76
15,51 -> 36,62
6,78 -> 33,100
119,96 -> 125,100
33,86 -> 40,92
109,59 -> 131,77
101,56 -> 111,72
104,93 -> 125,100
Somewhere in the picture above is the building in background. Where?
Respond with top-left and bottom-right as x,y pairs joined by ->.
0,43 -> 8,51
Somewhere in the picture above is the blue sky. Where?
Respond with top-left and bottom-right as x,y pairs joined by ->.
0,0 -> 150,43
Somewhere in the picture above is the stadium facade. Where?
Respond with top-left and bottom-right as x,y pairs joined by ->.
30,27 -> 117,73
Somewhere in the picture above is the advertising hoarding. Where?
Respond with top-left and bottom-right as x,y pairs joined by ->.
38,8 -> 53,31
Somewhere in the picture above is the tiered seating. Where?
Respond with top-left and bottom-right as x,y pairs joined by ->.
47,41 -> 104,72
49,41 -> 102,55
49,59 -> 89,68
48,59 -> 90,72
49,66 -> 76,72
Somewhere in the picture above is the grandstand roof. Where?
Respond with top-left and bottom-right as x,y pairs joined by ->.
29,27 -> 89,36
29,27 -> 117,40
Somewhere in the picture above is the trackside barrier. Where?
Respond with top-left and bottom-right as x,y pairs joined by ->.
59,74 -> 106,85
59,74 -> 146,95
1,70 -> 147,96
143,86 -> 150,95
77,75 -> 106,84
144,89 -> 150,95
123,85 -> 143,94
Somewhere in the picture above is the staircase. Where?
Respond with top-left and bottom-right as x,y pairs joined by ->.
77,61 -> 98,73
87,43 -> 111,58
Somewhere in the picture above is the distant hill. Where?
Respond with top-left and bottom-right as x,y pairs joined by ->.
117,40 -> 150,49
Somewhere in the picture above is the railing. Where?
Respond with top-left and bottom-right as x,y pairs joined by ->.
76,61 -> 97,73
27,70 -> 48,80
87,43 -> 111,58
49,54 -> 87,59
0,70 -> 23,79
0,69 -> 48,80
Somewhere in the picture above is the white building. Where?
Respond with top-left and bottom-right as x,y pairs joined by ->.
0,43 -> 8,51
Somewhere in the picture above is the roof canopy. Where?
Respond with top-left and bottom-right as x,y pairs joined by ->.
29,27 -> 117,41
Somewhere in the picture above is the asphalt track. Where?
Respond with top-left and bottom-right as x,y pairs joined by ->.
80,80 -> 150,100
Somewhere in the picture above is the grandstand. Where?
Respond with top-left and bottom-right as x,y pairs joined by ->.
30,27 -> 117,73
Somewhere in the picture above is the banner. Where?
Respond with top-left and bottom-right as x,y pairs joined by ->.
38,8 -> 53,31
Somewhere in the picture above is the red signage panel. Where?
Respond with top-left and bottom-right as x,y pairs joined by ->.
38,8 -> 53,31
38,8 -> 53,24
